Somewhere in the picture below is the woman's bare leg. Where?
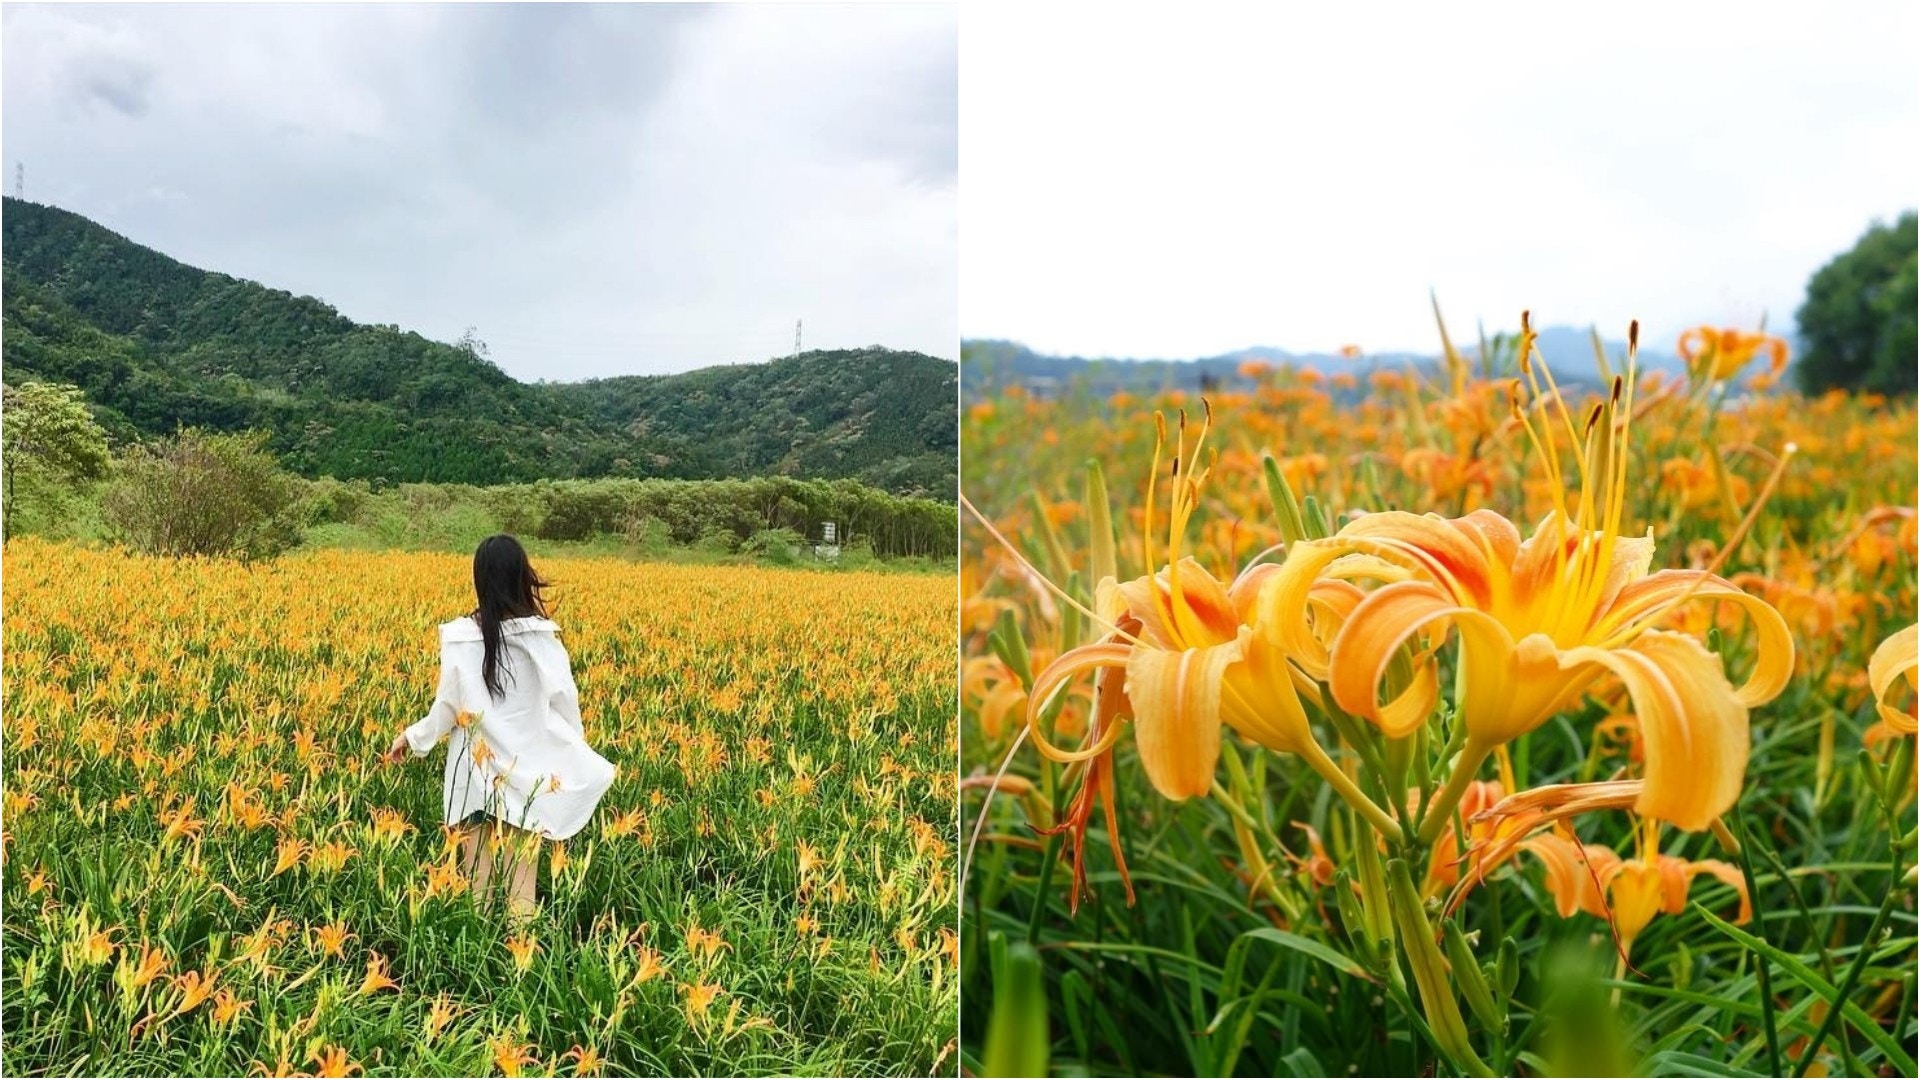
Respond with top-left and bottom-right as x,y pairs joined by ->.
460,821 -> 499,908
459,817 -> 540,921
506,843 -> 539,922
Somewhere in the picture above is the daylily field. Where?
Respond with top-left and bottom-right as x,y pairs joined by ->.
0,545 -> 957,1077
960,321 -> 1917,1077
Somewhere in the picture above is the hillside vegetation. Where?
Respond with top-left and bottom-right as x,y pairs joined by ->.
1,197 -> 955,497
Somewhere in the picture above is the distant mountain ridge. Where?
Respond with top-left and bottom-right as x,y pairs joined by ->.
1,197 -> 955,496
962,328 -> 1692,397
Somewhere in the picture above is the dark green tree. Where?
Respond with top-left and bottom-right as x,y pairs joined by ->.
1794,211 -> 1918,396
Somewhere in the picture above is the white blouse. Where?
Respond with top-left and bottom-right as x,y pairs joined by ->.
405,615 -> 616,841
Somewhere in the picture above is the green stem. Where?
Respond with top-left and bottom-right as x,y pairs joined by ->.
1731,808 -> 1784,1079
1790,879 -> 1901,1077
1417,737 -> 1493,845
1299,739 -> 1404,845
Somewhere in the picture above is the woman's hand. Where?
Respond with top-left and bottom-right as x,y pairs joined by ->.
381,732 -> 411,764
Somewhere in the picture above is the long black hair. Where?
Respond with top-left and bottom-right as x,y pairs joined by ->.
471,534 -> 550,700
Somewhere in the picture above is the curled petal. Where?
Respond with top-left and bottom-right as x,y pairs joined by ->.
1559,631 -> 1748,831
1025,643 -> 1132,764
1258,540 -> 1350,678
1684,858 -> 1752,925
1599,569 -> 1795,708
1326,580 -> 1456,738
1304,579 -> 1364,641
1321,552 -> 1418,589
1869,624 -> 1918,737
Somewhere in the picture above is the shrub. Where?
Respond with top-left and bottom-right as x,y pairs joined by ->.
298,476 -> 374,526
743,527 -> 806,565
619,511 -> 674,556
694,527 -> 740,555
102,429 -> 302,560
537,481 -> 631,542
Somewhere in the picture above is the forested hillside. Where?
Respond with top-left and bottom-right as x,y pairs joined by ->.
1,198 -> 955,496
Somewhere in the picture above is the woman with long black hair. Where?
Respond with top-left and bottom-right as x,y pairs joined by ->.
383,534 -> 616,918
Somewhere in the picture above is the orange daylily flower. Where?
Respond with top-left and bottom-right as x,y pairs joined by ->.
633,946 -> 666,984
311,921 -> 353,958
117,942 -> 169,993
168,967 -> 220,1015
1264,329 -> 1793,835
504,932 -> 539,972
681,981 -> 724,1018
1523,829 -> 1750,960
1418,778 -> 1520,897
358,952 -> 399,996
1029,409 -> 1382,801
487,1035 -> 539,1079
310,1046 -> 360,1078
210,988 -> 250,1026
961,656 -> 1030,741
424,993 -> 460,1042
564,1045 -> 604,1076
1677,325 -> 1789,385
1286,821 -> 1335,887
684,922 -> 728,964
1007,407 -> 1402,906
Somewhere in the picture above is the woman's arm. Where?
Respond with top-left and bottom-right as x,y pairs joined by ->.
401,651 -> 463,756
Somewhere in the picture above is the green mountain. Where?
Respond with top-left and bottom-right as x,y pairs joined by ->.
962,330 -> 1690,399
1,197 -> 956,497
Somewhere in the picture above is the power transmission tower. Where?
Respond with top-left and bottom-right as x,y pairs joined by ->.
13,164 -> 21,200
793,319 -> 802,357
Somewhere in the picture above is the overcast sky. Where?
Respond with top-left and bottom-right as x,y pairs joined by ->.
3,3 -> 957,380
962,2 -> 1918,359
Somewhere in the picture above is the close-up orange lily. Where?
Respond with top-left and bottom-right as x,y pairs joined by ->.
1260,322 -> 1795,837
1001,406 -> 1406,898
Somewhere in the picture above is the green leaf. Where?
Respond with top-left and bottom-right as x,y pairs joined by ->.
984,939 -> 1051,1078
1232,927 -> 1372,982
1693,905 -> 1916,1075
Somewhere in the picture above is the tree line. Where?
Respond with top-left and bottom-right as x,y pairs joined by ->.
3,383 -> 956,563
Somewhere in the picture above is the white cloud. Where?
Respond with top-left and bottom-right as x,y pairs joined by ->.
3,3 -> 957,378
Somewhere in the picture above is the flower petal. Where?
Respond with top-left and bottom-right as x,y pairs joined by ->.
1326,580 -> 1454,738
1257,540 -> 1347,677
1559,630 -> 1748,831
1598,569 -> 1795,708
1025,642 -> 1133,764
1869,623 -> 1918,737
1521,833 -> 1617,920
1341,510 -> 1501,608
1124,631 -> 1243,800
1119,558 -> 1239,651
1684,858 -> 1753,925
1224,633 -> 1317,754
